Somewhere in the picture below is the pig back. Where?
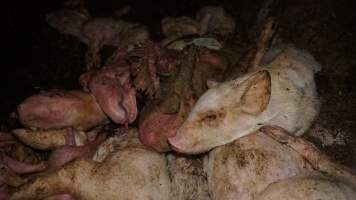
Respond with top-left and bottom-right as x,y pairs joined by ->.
205,131 -> 313,200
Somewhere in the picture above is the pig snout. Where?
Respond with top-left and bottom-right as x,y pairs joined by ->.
168,129 -> 197,154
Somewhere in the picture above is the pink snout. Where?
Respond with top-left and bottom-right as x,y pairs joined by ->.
168,135 -> 186,153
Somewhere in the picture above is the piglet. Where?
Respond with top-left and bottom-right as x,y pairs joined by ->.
18,90 -> 108,131
10,129 -> 171,200
169,44 -> 321,154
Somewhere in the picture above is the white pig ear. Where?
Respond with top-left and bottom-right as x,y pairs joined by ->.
206,79 -> 220,89
240,70 -> 271,115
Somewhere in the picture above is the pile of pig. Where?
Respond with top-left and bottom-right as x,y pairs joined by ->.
1,2 -> 356,200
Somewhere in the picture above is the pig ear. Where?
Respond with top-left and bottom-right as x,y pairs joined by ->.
206,79 -> 220,89
240,70 -> 271,115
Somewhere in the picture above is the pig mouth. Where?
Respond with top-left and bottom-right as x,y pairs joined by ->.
168,132 -> 204,155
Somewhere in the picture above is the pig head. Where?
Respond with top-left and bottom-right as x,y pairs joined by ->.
169,45 -> 321,154
82,66 -> 137,125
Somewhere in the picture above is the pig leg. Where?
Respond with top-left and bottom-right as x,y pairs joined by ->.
10,167 -> 73,200
46,133 -> 105,171
0,164 -> 26,187
11,157 -> 96,200
2,155 -> 47,174
260,126 -> 356,184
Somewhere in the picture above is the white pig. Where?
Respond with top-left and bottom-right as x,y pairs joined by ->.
169,44 -> 321,154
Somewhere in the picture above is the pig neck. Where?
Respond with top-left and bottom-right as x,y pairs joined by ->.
256,63 -> 317,134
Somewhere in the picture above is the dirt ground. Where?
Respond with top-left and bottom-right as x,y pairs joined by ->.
1,0 -> 355,168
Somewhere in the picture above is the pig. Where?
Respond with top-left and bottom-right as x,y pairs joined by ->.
18,90 -> 108,131
255,174 -> 356,200
46,8 -> 150,69
255,126 -> 356,200
82,18 -> 150,69
10,129 -> 171,200
205,131 -> 312,200
46,8 -> 90,43
205,126 -> 356,200
169,44 -> 321,154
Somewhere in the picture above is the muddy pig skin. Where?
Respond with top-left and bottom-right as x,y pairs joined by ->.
205,131 -> 313,200
255,174 -> 356,200
169,44 -> 321,154
206,127 -> 356,200
10,129 -> 171,200
18,90 -> 108,131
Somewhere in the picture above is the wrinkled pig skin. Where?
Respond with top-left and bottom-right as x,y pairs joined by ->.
205,131 -> 313,200
12,128 -> 92,150
139,48 -> 227,152
82,66 -> 138,125
10,129 -> 171,200
18,90 -> 108,131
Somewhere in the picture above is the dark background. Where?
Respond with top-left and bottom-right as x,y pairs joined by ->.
1,0 -> 356,167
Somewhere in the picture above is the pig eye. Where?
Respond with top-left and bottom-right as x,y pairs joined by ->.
198,109 -> 226,127
202,112 -> 217,121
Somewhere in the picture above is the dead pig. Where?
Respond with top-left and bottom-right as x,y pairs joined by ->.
46,8 -> 149,70
82,18 -> 150,69
10,129 -> 171,200
169,44 -> 321,154
206,127 -> 356,200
